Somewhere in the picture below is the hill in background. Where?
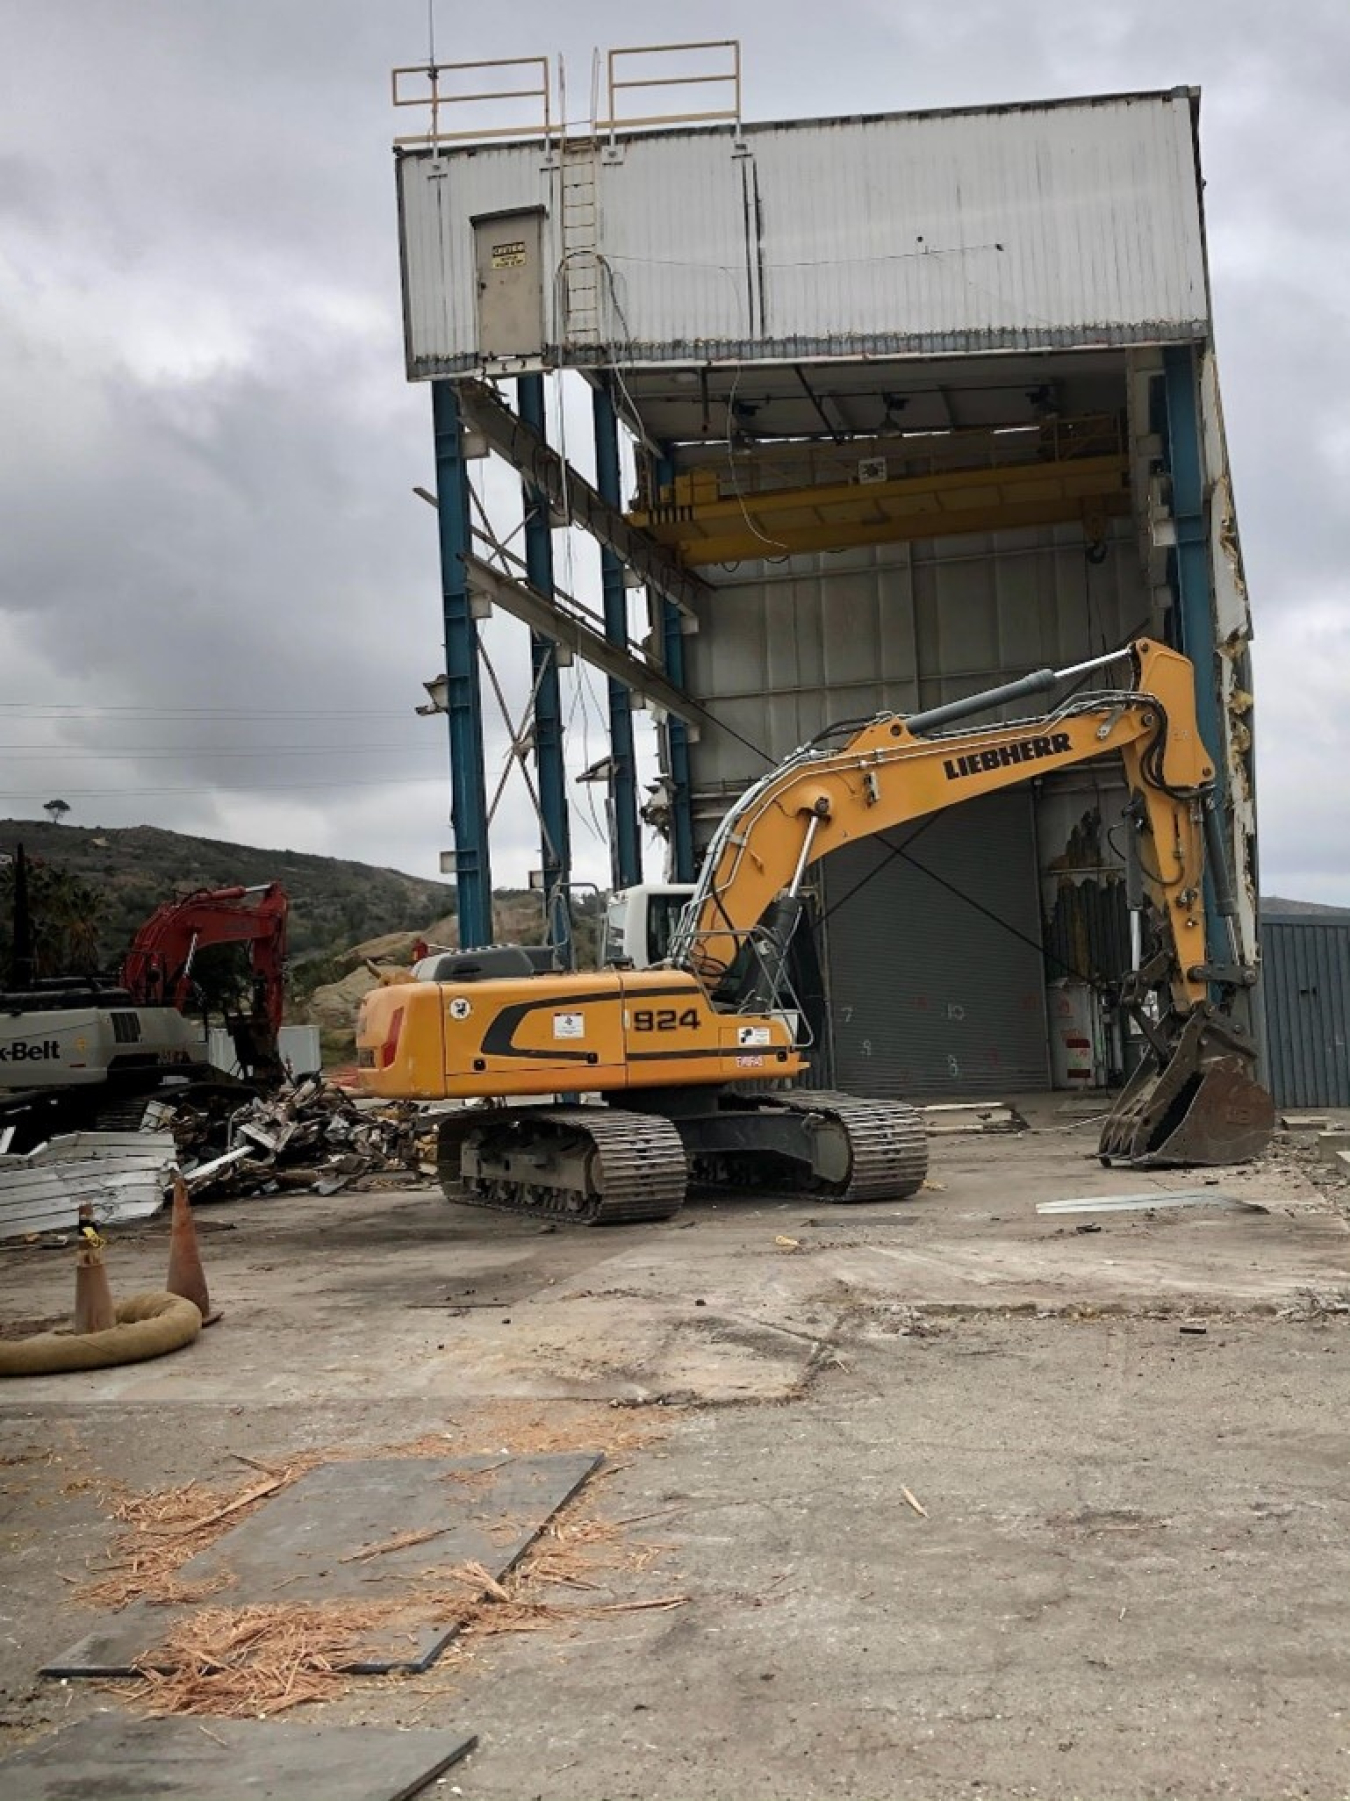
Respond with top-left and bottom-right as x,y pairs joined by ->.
0,818 -> 463,965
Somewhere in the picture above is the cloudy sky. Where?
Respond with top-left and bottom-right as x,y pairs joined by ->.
1,1 -> 1347,901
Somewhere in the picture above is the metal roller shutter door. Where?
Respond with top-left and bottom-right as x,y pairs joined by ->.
819,792 -> 1049,1098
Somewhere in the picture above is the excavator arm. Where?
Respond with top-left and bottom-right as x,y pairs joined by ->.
679,640 -> 1211,990
121,884 -> 289,1078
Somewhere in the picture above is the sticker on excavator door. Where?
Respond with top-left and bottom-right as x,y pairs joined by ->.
737,1025 -> 771,1047
553,1012 -> 585,1039
448,998 -> 472,1021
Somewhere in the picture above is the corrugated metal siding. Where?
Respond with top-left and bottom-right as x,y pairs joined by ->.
587,131 -> 758,348
1262,920 -> 1350,1108
744,97 -> 1205,357
398,146 -> 560,374
820,793 -> 1049,1098
397,91 -> 1208,373
685,518 -> 1150,795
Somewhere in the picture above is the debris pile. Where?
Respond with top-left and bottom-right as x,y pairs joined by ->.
150,1078 -> 432,1202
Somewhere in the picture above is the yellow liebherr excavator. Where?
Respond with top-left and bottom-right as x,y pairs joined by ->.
357,638 -> 1274,1224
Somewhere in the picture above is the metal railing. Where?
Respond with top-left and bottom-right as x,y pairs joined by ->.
391,42 -> 742,147
598,39 -> 741,136
391,55 -> 552,147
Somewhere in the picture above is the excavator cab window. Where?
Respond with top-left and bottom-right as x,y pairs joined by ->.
646,892 -> 689,965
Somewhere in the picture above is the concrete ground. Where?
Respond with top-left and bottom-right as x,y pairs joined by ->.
2,1096 -> 1349,1799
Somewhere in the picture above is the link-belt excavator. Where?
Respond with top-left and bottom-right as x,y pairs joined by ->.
1,881 -> 288,1151
356,639 -> 1274,1223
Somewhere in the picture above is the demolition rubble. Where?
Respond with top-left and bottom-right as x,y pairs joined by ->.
154,1078 -> 431,1202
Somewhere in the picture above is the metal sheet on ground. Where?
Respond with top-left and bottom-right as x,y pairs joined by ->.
1037,1191 -> 1265,1215
44,1451 -> 600,1679
0,1718 -> 475,1801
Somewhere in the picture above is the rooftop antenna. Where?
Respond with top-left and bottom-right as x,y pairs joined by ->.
425,0 -> 440,152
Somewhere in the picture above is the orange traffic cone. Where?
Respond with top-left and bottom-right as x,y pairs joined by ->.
166,1174 -> 220,1326
74,1212 -> 116,1335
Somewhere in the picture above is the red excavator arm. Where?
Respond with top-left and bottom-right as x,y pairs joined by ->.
121,884 -> 289,1045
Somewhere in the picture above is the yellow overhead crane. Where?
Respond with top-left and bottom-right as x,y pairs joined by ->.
628,414 -> 1130,566
357,639 -> 1273,1226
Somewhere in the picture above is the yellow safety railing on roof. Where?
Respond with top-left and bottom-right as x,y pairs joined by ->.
598,40 -> 741,135
391,56 -> 552,147
390,42 -> 743,147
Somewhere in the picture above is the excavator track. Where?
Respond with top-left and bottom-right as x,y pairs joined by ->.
437,1104 -> 688,1226
679,1089 -> 929,1203
769,1090 -> 929,1201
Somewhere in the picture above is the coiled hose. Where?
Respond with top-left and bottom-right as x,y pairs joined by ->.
0,1292 -> 203,1377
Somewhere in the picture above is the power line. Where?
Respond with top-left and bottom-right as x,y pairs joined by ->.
0,703 -> 420,720
0,775 -> 448,799
0,744 -> 431,759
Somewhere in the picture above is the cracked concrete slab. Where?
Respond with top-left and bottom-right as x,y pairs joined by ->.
3,1102 -> 1350,1798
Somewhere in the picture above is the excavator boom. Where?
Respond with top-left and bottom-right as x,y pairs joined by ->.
121,883 -> 289,1080
122,884 -> 289,1034
678,640 -> 1211,996
671,637 -> 1269,1169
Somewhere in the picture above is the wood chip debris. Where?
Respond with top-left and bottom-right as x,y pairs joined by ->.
114,1530 -> 688,1718
125,1602 -> 376,1719
338,1526 -> 449,1565
79,1406 -> 683,1719
148,1477 -> 286,1537
901,1486 -> 928,1519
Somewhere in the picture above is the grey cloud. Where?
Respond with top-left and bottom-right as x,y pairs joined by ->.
0,0 -> 1346,905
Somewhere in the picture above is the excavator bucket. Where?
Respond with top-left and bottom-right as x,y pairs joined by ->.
1098,1009 -> 1275,1168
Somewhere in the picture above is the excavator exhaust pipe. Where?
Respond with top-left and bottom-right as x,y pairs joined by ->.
1098,1010 -> 1275,1169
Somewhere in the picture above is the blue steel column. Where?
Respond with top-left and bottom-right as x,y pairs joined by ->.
1161,344 -> 1227,963
654,454 -> 696,882
431,381 -> 493,949
591,379 -> 643,891
516,375 -> 573,966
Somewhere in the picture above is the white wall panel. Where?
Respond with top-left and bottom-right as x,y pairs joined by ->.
398,90 -> 1208,373
684,519 -> 1152,802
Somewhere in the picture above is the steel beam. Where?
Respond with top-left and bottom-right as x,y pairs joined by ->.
1161,343 -> 1226,967
661,603 -> 696,881
455,378 -> 708,618
463,554 -> 702,729
517,376 -> 573,966
653,452 -> 696,882
592,379 -> 643,890
431,382 -> 493,947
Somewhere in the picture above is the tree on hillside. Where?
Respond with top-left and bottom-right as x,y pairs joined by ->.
1,856 -> 107,979
44,798 -> 71,825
